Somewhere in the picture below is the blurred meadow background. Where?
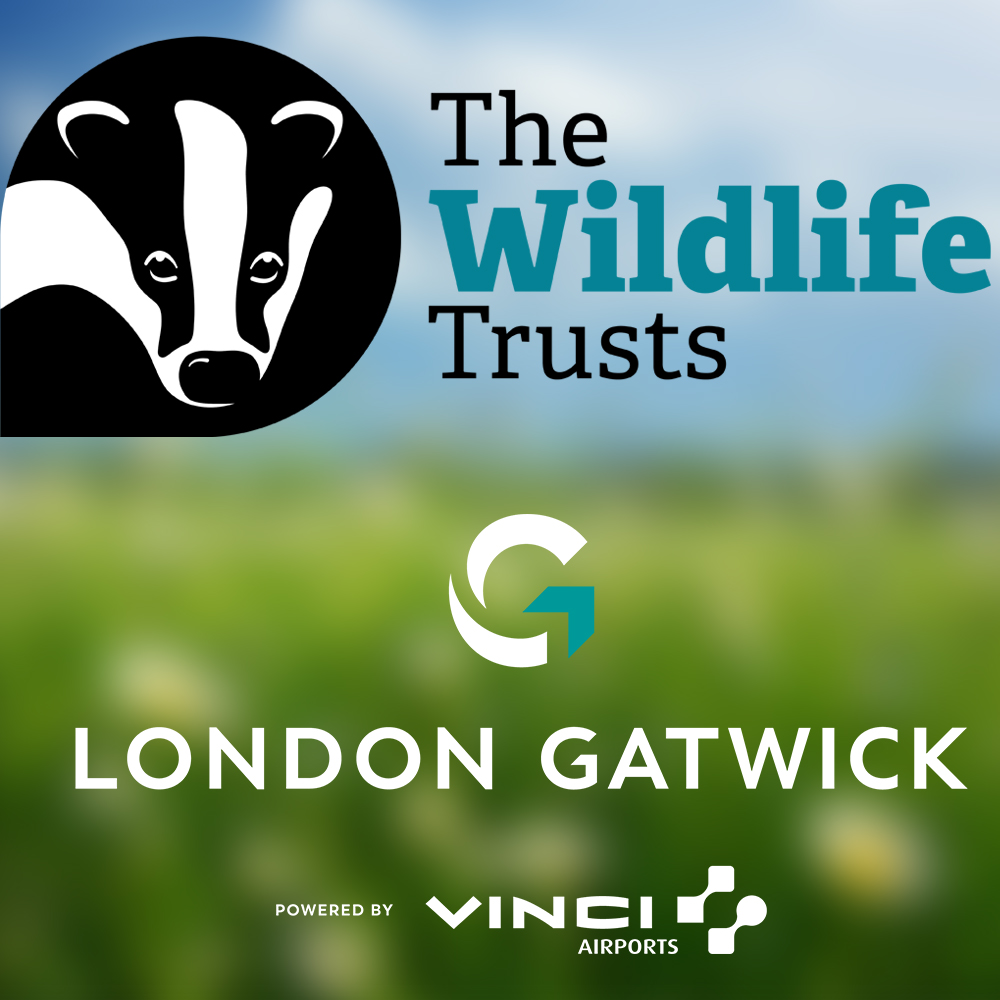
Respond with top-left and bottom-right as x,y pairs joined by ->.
0,445 -> 997,999
3,1 -> 1000,998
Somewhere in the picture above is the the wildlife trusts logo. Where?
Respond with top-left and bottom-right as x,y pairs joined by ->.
449,514 -> 595,667
0,37 -> 400,436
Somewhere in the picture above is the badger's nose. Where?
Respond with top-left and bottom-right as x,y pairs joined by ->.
179,351 -> 260,404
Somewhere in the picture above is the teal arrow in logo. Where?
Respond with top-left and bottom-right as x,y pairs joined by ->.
524,586 -> 595,657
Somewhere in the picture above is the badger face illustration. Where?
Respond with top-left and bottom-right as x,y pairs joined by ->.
4,98 -> 339,407
0,38 -> 400,436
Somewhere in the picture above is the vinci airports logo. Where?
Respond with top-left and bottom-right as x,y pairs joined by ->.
426,865 -> 767,956
0,38 -> 400,436
449,514 -> 594,667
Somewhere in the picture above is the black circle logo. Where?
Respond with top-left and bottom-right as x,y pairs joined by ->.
0,38 -> 400,436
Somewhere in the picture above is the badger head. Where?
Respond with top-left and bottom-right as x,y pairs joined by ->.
0,98 -> 342,407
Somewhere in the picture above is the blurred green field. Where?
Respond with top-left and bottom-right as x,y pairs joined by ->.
0,443 -> 997,999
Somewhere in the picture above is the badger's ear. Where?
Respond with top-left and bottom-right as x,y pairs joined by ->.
271,101 -> 343,157
57,101 -> 129,158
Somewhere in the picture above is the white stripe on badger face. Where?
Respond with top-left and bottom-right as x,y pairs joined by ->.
174,100 -> 255,367
0,180 -> 159,343
263,186 -> 332,347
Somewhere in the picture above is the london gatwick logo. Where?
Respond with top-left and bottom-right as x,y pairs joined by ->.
449,514 -> 594,667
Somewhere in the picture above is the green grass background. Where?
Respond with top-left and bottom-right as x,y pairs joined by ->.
0,443 -> 997,998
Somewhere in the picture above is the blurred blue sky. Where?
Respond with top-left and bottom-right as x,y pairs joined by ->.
2,0 -> 998,459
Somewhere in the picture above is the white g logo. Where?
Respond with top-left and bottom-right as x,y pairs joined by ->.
448,514 -> 588,668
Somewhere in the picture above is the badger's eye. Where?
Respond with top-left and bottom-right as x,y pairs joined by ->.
249,251 -> 284,284
144,250 -> 179,283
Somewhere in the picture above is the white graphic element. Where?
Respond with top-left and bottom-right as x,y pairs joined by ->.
448,577 -> 545,668
449,514 -> 587,668
249,251 -> 283,283
57,101 -> 129,156
426,896 -> 481,928
849,726 -> 898,790
608,727 -> 668,788
262,186 -> 332,346
914,726 -> 966,789
356,727 -> 421,789
540,727 -> 597,789
175,100 -> 248,371
437,727 -> 492,789
271,100 -> 343,156
466,514 -> 586,607
144,250 -> 179,282
0,98 -> 341,407
74,727 -> 117,789
729,727 -> 811,789
1,180 -> 161,343
513,896 -> 565,929
126,727 -> 191,790
285,728 -> 342,789
707,896 -> 767,954
576,896 -> 629,929
209,727 -> 264,789
665,728 -> 720,789
677,865 -> 734,923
